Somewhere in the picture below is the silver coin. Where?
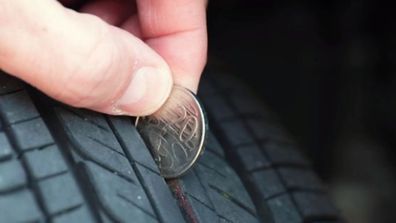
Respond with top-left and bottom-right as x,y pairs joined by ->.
135,85 -> 207,178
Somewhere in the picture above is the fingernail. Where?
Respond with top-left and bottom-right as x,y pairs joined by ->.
116,66 -> 172,115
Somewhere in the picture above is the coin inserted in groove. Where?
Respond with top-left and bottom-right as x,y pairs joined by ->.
135,86 -> 207,178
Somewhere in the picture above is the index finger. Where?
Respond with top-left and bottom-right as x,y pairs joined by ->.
136,0 -> 207,92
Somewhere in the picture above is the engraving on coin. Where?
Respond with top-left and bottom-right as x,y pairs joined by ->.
135,86 -> 207,178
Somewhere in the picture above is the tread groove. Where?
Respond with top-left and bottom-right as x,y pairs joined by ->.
192,168 -> 216,209
87,136 -> 125,157
30,92 -> 104,223
7,115 -> 41,126
15,143 -> 56,157
105,117 -> 165,223
197,162 -> 227,178
35,170 -> 69,181
0,184 -> 26,195
134,161 -> 160,175
0,72 -> 340,223
50,203 -> 83,217
205,147 -> 224,159
0,115 -> 49,219
88,158 -> 136,185
210,77 -> 309,220
62,107 -> 109,132
208,184 -> 257,218
186,192 -> 233,223
205,75 -> 340,222
207,76 -> 303,221
116,193 -> 157,220
167,180 -> 200,223
16,143 -> 56,159
0,88 -> 24,96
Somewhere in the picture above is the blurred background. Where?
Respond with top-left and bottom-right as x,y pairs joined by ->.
206,1 -> 396,222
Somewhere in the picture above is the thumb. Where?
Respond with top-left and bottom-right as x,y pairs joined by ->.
0,0 -> 173,116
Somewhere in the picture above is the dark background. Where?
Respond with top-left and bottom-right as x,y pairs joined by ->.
206,1 -> 396,222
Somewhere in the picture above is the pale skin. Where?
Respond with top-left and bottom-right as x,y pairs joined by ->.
0,0 -> 207,116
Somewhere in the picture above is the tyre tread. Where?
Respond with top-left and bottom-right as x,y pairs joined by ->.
199,71 -> 341,223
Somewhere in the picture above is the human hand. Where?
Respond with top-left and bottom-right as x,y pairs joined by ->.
0,0 -> 207,116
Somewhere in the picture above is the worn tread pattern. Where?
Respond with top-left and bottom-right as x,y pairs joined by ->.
172,133 -> 260,223
0,72 -> 185,223
0,74 -> 93,223
50,105 -> 185,222
0,70 -> 340,223
198,71 -> 341,223
0,71 -> 260,223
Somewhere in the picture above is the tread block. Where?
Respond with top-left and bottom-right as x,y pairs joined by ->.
264,141 -> 309,166
11,118 -> 53,150
39,173 -> 84,215
98,212 -> 113,223
0,90 -> 39,124
24,145 -> 68,179
236,144 -> 271,171
278,168 -> 324,191
202,95 -> 236,121
0,72 -> 24,95
267,194 -> 302,223
53,206 -> 95,223
136,163 -> 185,223
208,184 -> 259,223
201,74 -> 339,222
57,109 -> 135,179
195,152 -> 259,223
85,162 -> 158,223
0,189 -> 42,222
293,192 -> 339,220
0,132 -> 13,161
251,169 -> 286,199
63,109 -> 124,154
199,153 -> 256,212
219,120 -> 254,146
60,113 -> 184,223
180,171 -> 213,208
178,137 -> 260,223
187,194 -> 220,222
108,117 -> 185,223
108,117 -> 159,173
0,159 -> 27,192
65,108 -> 111,131
205,133 -> 225,157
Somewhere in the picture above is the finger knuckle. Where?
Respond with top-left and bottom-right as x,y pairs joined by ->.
61,44 -> 120,108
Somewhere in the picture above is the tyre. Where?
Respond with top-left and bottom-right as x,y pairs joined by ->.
0,69 -> 341,223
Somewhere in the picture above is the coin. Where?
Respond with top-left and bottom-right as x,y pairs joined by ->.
135,85 -> 207,178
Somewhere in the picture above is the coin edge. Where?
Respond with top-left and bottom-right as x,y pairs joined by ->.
135,86 -> 208,178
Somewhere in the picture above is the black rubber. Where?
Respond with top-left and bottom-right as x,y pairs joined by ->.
0,69 -> 341,223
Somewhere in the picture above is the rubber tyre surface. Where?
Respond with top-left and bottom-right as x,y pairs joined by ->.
0,69 -> 341,223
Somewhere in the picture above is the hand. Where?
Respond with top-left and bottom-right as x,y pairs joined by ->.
0,0 -> 207,116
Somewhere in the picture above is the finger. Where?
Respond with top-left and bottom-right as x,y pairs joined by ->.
121,15 -> 142,38
0,0 -> 173,116
136,0 -> 207,92
80,0 -> 134,25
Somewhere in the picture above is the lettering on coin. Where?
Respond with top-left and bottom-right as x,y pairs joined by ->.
136,86 -> 207,178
